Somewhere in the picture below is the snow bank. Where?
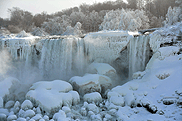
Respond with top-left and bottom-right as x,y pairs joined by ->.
69,74 -> 112,95
26,80 -> 80,116
107,46 -> 182,120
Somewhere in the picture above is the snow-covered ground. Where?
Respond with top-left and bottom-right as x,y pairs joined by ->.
0,22 -> 182,121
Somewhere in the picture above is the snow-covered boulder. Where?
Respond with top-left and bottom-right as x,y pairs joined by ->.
17,117 -> 26,121
158,46 -> 180,60
0,77 -> 21,101
83,92 -> 102,105
5,101 -> 15,109
0,108 -> 9,116
53,110 -> 69,121
0,113 -> 6,121
23,109 -> 35,118
124,92 -> 136,107
31,114 -> 42,121
87,63 -> 116,77
69,74 -> 112,95
7,114 -> 17,121
62,106 -> 71,114
21,100 -> 33,110
86,103 -> 100,114
26,80 -> 80,116
13,101 -> 20,114
109,96 -> 125,107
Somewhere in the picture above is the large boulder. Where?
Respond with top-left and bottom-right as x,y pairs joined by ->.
26,80 -> 80,116
69,74 -> 112,96
87,63 -> 120,86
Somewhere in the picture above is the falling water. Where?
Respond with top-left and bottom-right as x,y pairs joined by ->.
128,35 -> 151,79
0,32 -> 152,83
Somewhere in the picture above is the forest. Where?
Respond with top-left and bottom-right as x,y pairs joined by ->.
0,0 -> 181,35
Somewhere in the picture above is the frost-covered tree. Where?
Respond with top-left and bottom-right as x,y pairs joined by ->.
41,15 -> 71,35
87,10 -> 103,32
63,22 -> 82,36
100,9 -> 121,30
100,9 -> 149,31
74,22 -> 82,36
164,6 -> 182,26
8,7 -> 33,32
70,11 -> 86,27
63,26 -> 74,35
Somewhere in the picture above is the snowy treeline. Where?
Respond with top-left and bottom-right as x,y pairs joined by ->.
100,9 -> 149,31
0,0 -> 181,35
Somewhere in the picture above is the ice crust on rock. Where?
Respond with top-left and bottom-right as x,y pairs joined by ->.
69,74 -> 112,95
26,80 -> 80,116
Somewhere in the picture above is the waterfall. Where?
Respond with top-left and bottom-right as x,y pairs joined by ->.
39,37 -> 85,80
128,35 -> 150,79
0,32 -> 152,83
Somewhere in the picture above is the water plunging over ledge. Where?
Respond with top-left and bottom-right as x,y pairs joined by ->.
0,32 -> 152,84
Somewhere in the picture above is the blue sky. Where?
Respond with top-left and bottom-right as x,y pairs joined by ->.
0,0 -> 127,19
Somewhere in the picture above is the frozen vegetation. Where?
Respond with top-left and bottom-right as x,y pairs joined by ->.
0,22 -> 181,121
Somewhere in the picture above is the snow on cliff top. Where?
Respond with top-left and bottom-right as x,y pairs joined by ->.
86,30 -> 140,37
